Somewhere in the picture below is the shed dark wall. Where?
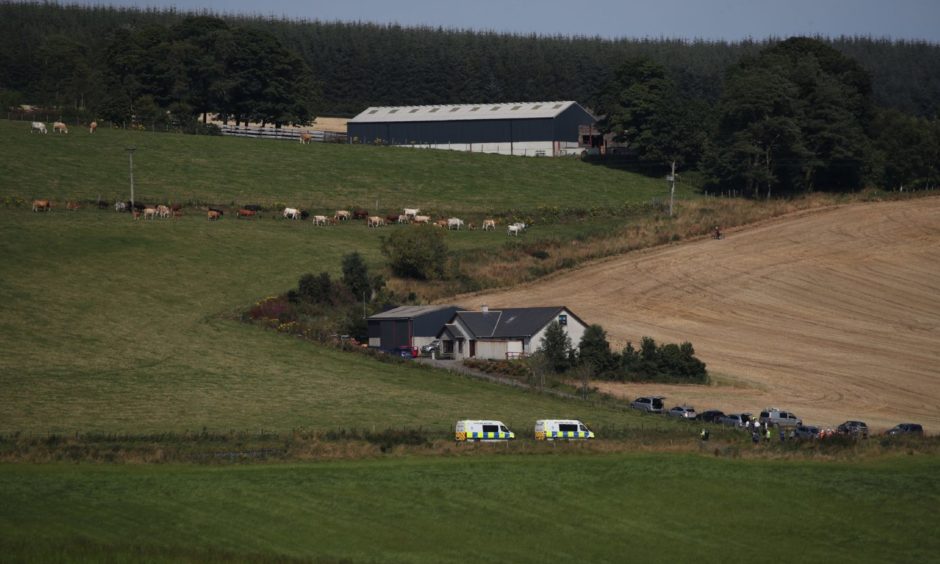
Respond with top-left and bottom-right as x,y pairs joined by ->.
349,118 -> 555,145
375,319 -> 411,350
553,105 -> 597,142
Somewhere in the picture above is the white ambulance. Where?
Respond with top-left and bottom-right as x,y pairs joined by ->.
534,419 -> 595,440
455,420 -> 515,442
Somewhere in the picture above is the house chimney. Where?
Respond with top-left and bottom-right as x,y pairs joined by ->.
481,304 -> 489,314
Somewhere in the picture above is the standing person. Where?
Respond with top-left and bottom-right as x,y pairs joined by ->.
765,427 -> 772,442
751,431 -> 760,445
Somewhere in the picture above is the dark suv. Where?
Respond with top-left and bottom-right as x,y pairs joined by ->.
886,423 -> 923,436
630,396 -> 665,414
837,420 -> 869,439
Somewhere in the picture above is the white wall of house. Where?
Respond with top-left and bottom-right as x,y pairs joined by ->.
476,340 -> 509,360
529,309 -> 588,354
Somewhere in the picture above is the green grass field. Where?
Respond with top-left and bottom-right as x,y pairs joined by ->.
2,454 -> 937,563
0,119 -> 688,213
3,118 -> 937,562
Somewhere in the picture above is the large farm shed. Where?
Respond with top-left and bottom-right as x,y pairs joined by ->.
347,101 -> 596,157
367,305 -> 462,352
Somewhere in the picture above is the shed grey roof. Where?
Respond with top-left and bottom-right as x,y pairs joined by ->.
349,101 -> 593,124
443,307 -> 580,339
368,305 -> 460,320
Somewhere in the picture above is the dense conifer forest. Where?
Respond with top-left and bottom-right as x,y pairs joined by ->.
2,2 -> 938,194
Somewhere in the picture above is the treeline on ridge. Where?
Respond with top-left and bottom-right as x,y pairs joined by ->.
1,3 -> 939,194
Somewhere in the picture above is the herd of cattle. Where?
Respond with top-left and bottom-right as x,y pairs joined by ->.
30,121 -> 97,134
28,200 -> 531,234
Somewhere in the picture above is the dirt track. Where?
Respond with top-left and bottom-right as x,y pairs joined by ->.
471,198 -> 940,431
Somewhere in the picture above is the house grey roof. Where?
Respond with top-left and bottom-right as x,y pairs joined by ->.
349,101 -> 593,124
448,307 -> 574,339
368,305 -> 459,320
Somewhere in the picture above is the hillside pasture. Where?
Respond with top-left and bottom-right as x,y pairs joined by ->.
0,119 -> 686,212
0,206 -> 672,434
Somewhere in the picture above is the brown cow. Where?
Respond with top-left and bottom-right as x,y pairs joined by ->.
352,209 -> 370,220
66,201 -> 80,211
53,121 -> 68,134
237,208 -> 257,219
300,132 -> 312,144
132,210 -> 142,220
207,210 -> 221,221
32,199 -> 51,212
385,214 -> 400,224
434,218 -> 448,228
89,121 -> 97,134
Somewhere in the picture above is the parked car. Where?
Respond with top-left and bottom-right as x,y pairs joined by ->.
393,345 -> 419,359
837,420 -> 869,438
794,425 -> 821,440
667,406 -> 697,419
421,340 -> 441,354
720,413 -> 752,428
698,410 -> 726,424
630,396 -> 665,414
886,423 -> 924,436
758,408 -> 802,428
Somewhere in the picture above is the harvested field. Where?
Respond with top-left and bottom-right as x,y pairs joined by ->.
469,198 -> 940,431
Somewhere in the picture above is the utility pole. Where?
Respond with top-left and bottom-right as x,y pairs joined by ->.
126,146 -> 136,210
667,160 -> 676,217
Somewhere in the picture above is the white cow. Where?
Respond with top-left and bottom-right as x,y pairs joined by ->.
482,219 -> 496,231
31,122 -> 47,134
447,217 -> 464,230
312,215 -> 329,225
508,224 -> 524,236
283,207 -> 301,220
114,201 -> 127,212
397,214 -> 410,224
403,207 -> 420,218
412,215 -> 431,224
53,121 -> 68,134
368,216 -> 385,228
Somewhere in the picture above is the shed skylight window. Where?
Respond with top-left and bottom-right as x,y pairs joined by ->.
368,109 -> 378,114
450,107 -> 460,112
429,108 -> 439,113
470,106 -> 480,111
553,103 -> 563,109
511,105 -> 521,110
490,106 -> 500,111
389,109 -> 399,114
532,104 -> 542,109
409,108 -> 419,113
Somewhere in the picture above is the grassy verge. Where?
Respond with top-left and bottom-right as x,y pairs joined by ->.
1,454 -> 937,562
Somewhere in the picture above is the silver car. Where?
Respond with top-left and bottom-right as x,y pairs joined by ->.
758,408 -> 802,428
794,425 -> 821,440
720,413 -> 753,428
631,396 -> 665,414
667,405 -> 697,419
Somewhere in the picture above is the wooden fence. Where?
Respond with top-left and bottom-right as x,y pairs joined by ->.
218,124 -> 347,144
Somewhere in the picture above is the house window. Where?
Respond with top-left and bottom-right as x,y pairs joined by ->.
558,314 -> 567,326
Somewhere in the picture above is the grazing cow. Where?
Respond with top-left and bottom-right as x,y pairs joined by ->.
300,132 -> 312,144
132,210 -> 142,220
412,215 -> 430,224
482,219 -> 496,231
143,207 -> 157,220
397,214 -> 410,224
447,217 -> 464,230
53,121 -> 68,134
207,210 -> 221,220
468,222 -> 476,231
32,199 -> 51,212
114,201 -> 127,212
242,204 -> 262,212
385,214 -> 400,224
312,215 -> 328,226
31,122 -> 47,134
403,208 -> 420,218
434,218 -> 448,228
300,210 -> 310,220
237,208 -> 257,219
368,216 -> 385,228
352,209 -> 369,220
283,207 -> 301,220
156,205 -> 171,218
510,222 -> 527,231
66,201 -> 80,211
507,224 -> 522,236
208,207 -> 224,217
89,121 -> 97,134
334,210 -> 351,221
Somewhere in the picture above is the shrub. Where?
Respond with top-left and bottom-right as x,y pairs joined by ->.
538,321 -> 572,373
298,272 -> 333,304
381,226 -> 448,280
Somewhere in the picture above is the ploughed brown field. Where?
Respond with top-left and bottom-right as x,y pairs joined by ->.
470,198 -> 940,432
